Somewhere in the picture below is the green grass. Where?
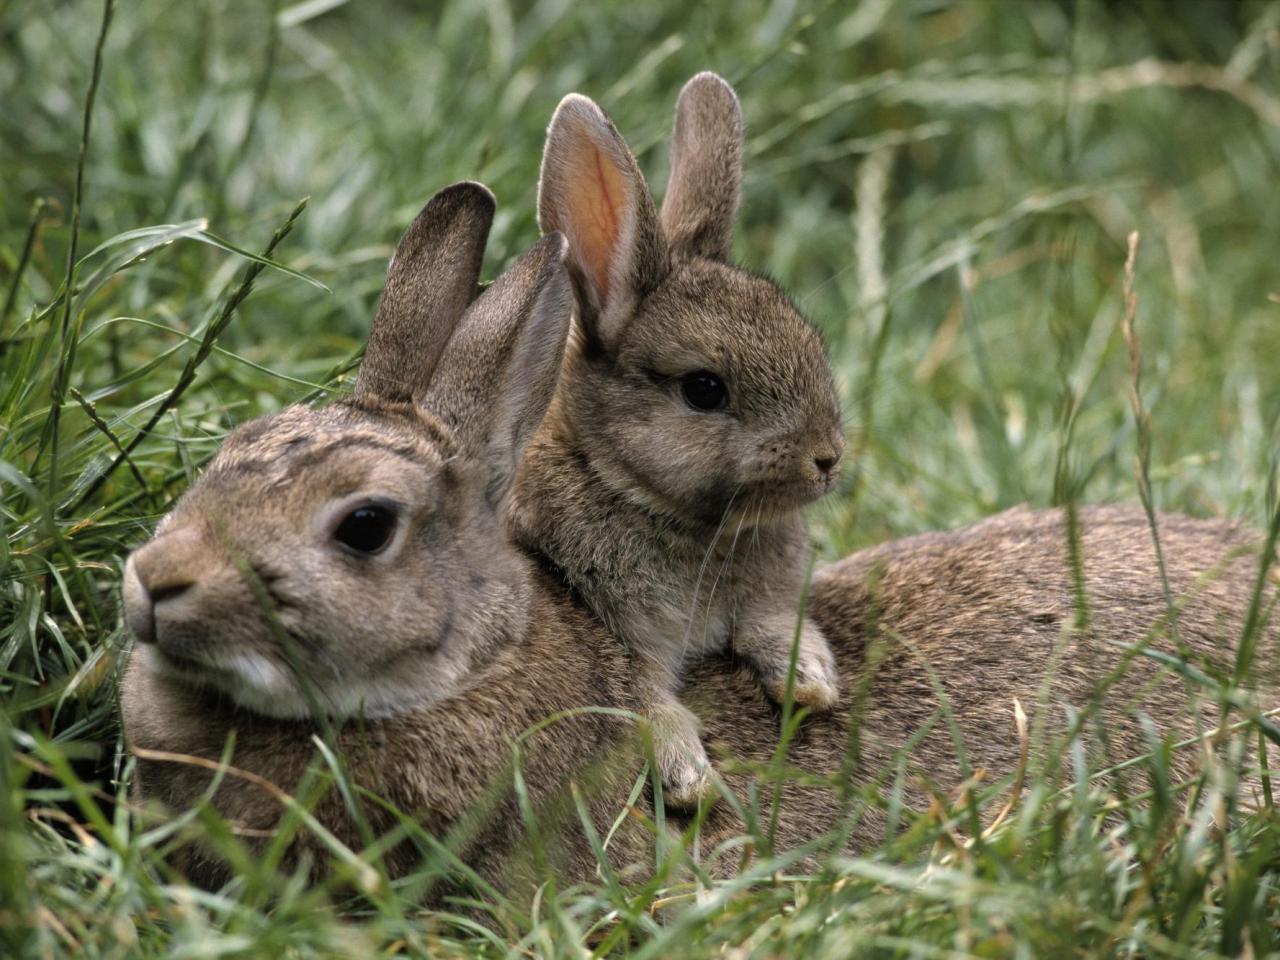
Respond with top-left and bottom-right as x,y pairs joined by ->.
3,0 -> 1280,955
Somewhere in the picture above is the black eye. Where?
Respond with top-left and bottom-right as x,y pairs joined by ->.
332,505 -> 397,555
680,371 -> 728,411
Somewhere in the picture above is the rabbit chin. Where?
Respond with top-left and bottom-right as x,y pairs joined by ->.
141,644 -> 442,721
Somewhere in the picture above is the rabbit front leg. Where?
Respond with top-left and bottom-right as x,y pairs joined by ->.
635,657 -> 714,808
734,604 -> 840,711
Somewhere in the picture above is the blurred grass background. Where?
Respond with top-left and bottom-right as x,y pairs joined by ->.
3,0 -> 1280,955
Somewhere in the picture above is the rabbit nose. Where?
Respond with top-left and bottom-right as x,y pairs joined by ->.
124,527 -> 209,644
814,429 -> 845,478
132,527 -> 206,588
813,442 -> 843,476
123,557 -> 157,645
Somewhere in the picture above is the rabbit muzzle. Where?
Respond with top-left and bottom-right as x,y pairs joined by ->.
123,525 -> 292,693
753,425 -> 845,505
124,525 -> 211,650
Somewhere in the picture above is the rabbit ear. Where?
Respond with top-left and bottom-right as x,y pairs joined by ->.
355,182 -> 496,403
538,93 -> 668,348
660,72 -> 743,263
422,233 -> 573,504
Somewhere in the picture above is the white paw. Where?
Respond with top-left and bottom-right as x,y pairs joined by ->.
648,701 -> 714,808
764,621 -> 839,710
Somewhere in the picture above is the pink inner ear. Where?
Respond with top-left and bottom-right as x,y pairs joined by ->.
565,140 -> 629,305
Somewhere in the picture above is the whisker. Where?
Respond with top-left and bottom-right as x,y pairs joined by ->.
697,507 -> 750,660
750,498 -> 765,557
679,483 -> 745,657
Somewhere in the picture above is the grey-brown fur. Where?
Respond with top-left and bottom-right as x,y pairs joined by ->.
121,184 -> 572,723
512,72 -> 846,805
354,183 -> 493,403
692,505 -> 1277,864
119,187 -> 1277,900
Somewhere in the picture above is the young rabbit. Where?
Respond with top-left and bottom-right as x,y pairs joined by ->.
120,182 -> 652,892
509,72 -> 845,806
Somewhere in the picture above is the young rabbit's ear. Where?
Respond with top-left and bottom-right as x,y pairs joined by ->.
538,94 -> 668,348
660,72 -> 743,263
422,233 -> 573,503
355,182 -> 496,404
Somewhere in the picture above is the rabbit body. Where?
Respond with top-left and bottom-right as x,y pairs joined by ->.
514,376 -> 832,807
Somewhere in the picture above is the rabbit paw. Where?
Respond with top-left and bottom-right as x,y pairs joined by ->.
648,701 -> 714,808
761,622 -> 839,711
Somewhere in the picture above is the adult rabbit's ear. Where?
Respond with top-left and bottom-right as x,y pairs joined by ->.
421,233 -> 573,504
538,93 -> 668,350
355,182 -> 495,404
660,72 -> 743,263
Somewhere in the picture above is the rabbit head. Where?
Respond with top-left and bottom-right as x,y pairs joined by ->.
537,72 -> 844,526
122,183 -> 573,721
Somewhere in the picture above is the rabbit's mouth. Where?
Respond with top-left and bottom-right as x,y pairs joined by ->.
729,475 -> 836,522
718,492 -> 800,529
145,643 -> 254,697
149,641 -> 286,688
147,631 -> 446,721
152,645 -> 204,675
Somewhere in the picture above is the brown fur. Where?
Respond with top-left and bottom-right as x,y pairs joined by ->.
512,72 -> 846,805
692,505 -> 1277,864
123,566 -> 648,894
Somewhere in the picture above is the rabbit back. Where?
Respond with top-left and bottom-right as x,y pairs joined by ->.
686,504 -> 1277,863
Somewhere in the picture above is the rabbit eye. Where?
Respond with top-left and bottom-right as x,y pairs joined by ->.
681,371 -> 728,411
333,504 -> 397,555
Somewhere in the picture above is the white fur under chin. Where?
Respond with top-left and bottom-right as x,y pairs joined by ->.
143,645 -> 445,721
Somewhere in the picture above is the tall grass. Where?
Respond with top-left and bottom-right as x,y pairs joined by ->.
2,0 -> 1279,955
